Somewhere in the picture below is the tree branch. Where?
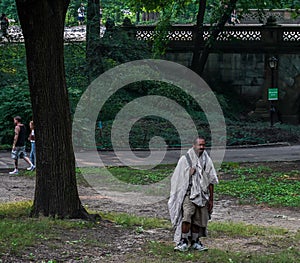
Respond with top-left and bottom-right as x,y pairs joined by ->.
196,0 -> 238,75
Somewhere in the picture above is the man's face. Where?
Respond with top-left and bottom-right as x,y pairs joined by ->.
193,138 -> 206,156
13,118 -> 18,125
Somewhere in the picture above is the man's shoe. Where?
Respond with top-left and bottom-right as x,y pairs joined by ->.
191,241 -> 208,251
9,169 -> 19,175
174,240 -> 189,252
27,165 -> 35,171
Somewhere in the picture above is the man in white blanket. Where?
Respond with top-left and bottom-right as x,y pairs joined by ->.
168,137 -> 218,252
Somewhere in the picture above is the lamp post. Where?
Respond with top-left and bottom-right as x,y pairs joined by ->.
268,56 -> 278,127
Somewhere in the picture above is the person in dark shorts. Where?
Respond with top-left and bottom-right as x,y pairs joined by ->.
9,116 -> 35,175
77,3 -> 85,25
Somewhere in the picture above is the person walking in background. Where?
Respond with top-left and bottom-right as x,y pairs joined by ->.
27,120 -> 36,170
77,3 -> 85,25
9,116 -> 35,174
168,137 -> 218,252
228,9 -> 240,25
0,13 -> 9,40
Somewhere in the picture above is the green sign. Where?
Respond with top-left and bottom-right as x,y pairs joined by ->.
268,88 -> 278,100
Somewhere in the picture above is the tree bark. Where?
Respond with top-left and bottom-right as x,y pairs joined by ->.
190,0 -> 206,72
192,0 -> 238,76
15,0 -> 91,219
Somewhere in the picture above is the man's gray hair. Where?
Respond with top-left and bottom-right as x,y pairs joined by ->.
193,137 -> 205,145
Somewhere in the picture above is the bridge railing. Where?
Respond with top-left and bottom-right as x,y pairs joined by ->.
126,24 -> 300,52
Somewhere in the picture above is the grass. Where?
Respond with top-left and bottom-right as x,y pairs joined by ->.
10,162 -> 300,208
0,201 -> 32,218
217,163 -> 300,207
208,221 -> 288,237
0,201 -> 170,256
76,165 -> 174,185
77,162 -> 300,207
0,202 -> 96,255
0,201 -> 299,262
98,211 -> 171,229
106,165 -> 173,185
143,241 -> 300,263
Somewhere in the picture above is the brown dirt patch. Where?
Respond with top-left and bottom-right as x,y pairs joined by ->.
0,161 -> 299,262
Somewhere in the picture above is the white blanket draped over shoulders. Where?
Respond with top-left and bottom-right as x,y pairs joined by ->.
167,148 -> 218,243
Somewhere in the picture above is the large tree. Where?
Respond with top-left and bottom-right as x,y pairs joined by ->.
86,0 -> 101,81
15,0 -> 90,219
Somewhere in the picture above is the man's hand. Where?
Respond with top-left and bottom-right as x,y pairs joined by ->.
189,167 -> 196,176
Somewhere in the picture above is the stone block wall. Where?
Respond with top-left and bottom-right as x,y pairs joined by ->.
164,52 -> 300,123
164,52 -> 265,100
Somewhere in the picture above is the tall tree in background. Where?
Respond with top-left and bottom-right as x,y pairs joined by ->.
15,0 -> 90,219
190,0 -> 207,73
193,0 -> 238,75
137,0 -> 237,75
137,0 -> 293,75
86,0 -> 101,81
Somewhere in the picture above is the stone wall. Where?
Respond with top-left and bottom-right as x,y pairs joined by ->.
278,54 -> 300,123
205,53 -> 264,100
164,52 -> 300,123
164,52 -> 264,100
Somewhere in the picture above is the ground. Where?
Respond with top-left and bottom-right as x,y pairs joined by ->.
0,161 -> 299,262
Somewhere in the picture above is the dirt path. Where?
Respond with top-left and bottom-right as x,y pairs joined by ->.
1,172 -> 299,232
1,165 -> 299,262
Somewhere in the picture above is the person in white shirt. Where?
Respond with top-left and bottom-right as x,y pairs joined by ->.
77,3 -> 85,25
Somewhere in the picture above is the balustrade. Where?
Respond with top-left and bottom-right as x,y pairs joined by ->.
131,24 -> 300,53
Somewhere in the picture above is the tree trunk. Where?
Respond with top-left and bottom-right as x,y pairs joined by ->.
190,0 -> 206,72
86,0 -> 102,81
15,0 -> 90,219
193,0 -> 238,76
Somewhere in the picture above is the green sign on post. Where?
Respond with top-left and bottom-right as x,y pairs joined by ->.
268,88 -> 278,100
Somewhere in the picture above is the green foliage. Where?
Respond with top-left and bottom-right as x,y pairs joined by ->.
0,85 -> 32,144
96,117 -> 207,149
66,0 -> 87,26
101,27 -> 152,65
2,43 -> 300,149
0,44 -> 32,145
218,164 -> 300,207
147,82 -> 198,109
152,18 -> 172,57
1,0 -> 299,27
100,0 -> 137,25
0,0 -> 18,22
226,122 -> 300,146
64,43 -> 89,114
0,43 -> 89,145
95,79 -> 212,149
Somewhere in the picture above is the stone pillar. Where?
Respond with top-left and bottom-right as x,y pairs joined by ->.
254,17 -> 281,120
